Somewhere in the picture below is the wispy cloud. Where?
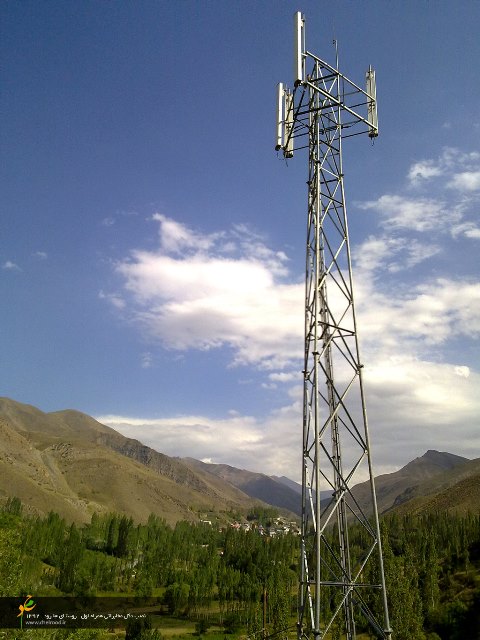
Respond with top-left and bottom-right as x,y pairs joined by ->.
407,147 -> 480,189
98,355 -> 480,480
448,170 -> 480,192
98,289 -> 126,310
354,277 -> 480,356
353,235 -> 441,275
101,148 -> 480,476
451,221 -> 480,240
140,352 -> 153,369
2,260 -> 21,271
360,147 -> 480,243
358,194 -> 453,232
32,251 -> 48,260
97,404 -> 301,479
113,215 -> 301,370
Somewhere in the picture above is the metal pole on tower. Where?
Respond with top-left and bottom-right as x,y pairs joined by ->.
275,12 -> 391,640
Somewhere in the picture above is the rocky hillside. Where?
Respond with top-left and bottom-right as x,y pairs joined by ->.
182,458 -> 302,515
351,450 -> 476,516
386,456 -> 480,516
2,398 -> 477,525
0,398 -> 264,524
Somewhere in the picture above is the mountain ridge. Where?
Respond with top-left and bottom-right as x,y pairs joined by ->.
1,397 -> 478,523
349,449 -> 471,516
0,398 -> 267,524
182,458 -> 302,516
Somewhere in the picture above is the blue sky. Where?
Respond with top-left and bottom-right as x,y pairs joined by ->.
2,1 -> 479,481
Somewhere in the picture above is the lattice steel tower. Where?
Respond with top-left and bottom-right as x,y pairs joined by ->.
275,13 -> 392,640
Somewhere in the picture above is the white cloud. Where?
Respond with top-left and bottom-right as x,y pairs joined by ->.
353,235 -> 440,275
465,227 -> 480,239
360,148 -> 480,246
97,354 -> 480,481
97,411 -> 268,470
407,147 -> 480,188
99,290 -> 126,310
33,251 -> 48,260
141,352 -> 153,369
152,213 -> 225,255
2,260 -> 21,271
98,399 -> 304,480
358,194 -> 452,232
408,160 -> 444,184
101,253 -> 480,480
113,215 -> 302,370
103,185 -> 480,477
356,277 -> 480,350
363,357 -> 480,466
451,222 -> 480,240
448,170 -> 480,192
268,371 -> 298,383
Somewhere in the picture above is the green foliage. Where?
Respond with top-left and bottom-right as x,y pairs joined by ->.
164,581 -> 190,615
223,612 -> 241,634
0,513 -> 24,595
115,515 -> 134,558
56,523 -> 84,593
194,619 -> 209,635
382,539 -> 426,639
246,505 -> 278,525
125,615 -> 163,640
2,502 -> 479,638
380,512 -> 480,639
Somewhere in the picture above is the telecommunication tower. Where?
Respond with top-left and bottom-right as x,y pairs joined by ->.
275,13 -> 392,640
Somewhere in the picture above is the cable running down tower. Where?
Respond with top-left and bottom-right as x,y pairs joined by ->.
275,13 -> 391,640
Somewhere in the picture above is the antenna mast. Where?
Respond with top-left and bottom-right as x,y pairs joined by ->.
276,12 -> 391,640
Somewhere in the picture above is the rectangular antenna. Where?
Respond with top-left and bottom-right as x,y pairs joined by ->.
276,82 -> 284,150
294,11 -> 304,86
284,90 -> 294,157
366,66 -> 378,138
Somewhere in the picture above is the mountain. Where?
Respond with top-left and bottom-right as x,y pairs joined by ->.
2,397 -> 478,525
257,451 -> 478,519
350,450 -> 472,516
175,450 -> 480,520
182,459 -> 302,516
0,398 -> 266,525
271,475 -> 302,495
272,475 -> 333,503
386,456 -> 480,516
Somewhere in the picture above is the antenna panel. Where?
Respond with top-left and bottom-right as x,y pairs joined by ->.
284,90 -> 294,158
294,11 -> 304,86
275,82 -> 284,150
366,66 -> 379,137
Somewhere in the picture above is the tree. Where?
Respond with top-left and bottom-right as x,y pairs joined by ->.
115,516 -> 133,558
164,581 -> 190,615
383,536 -> 425,640
421,535 -> 441,618
125,616 -> 163,640
223,612 -> 241,634
56,524 -> 84,593
195,619 -> 209,636
134,572 -> 154,599
106,515 -> 118,555
268,567 -> 290,640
